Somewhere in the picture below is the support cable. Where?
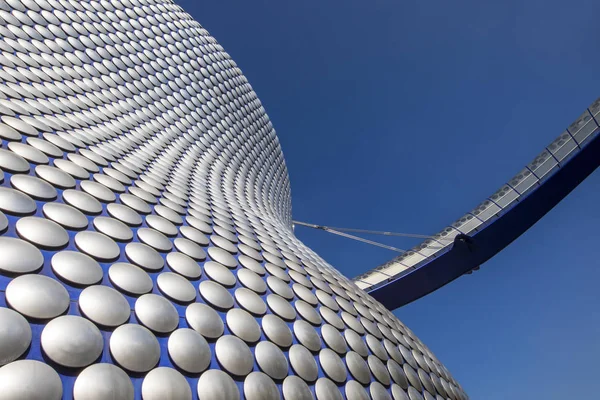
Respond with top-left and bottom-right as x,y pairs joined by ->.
293,220 -> 451,243
293,221 -> 411,253
321,227 -> 406,253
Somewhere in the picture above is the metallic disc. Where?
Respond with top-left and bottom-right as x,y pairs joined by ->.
322,324 -> 347,355
179,225 -> 210,246
120,193 -> 151,214
63,189 -> 103,214
367,335 -> 389,361
346,351 -> 371,385
295,300 -> 322,326
11,174 -> 56,200
78,285 -> 131,327
267,294 -> 296,321
0,236 -> 43,274
267,276 -> 294,300
0,187 -> 36,215
54,160 -> 89,180
109,324 -> 160,373
293,320 -> 322,352
390,385 -> 409,400
43,202 -> 88,230
108,262 -> 153,295
0,148 -> 30,173
387,360 -> 408,389
262,314 -> 293,348
51,251 -> 103,286
198,280 -> 234,310
289,344 -> 318,382
107,203 -> 143,226
235,287 -> 267,316
142,367 -> 192,400
214,335 -> 253,376
289,270 -> 312,288
16,216 -> 69,249
81,180 -> 116,203
403,364 -> 422,391
27,139 -> 62,159
168,328 -> 211,374
342,312 -> 365,335
0,307 -> 32,366
238,243 -> 262,261
398,346 -> 417,369
226,308 -> 261,343
125,242 -> 164,271
35,165 -> 76,189
0,360 -> 62,400
413,352 -> 429,373
186,216 -> 212,234
185,302 -> 224,339
383,340 -> 403,364
0,211 -> 6,232
41,315 -> 103,368
239,255 -> 266,275
266,264 -> 290,283
93,216 -> 133,241
174,238 -> 207,260
157,272 -> 197,303
75,231 -> 121,261
6,274 -> 69,319
407,387 -> 424,400
371,382 -> 392,400
135,293 -> 179,333
368,355 -> 391,386
210,235 -> 237,254
196,369 -> 240,400
207,246 -> 237,268
316,292 -> 338,311
73,363 -> 134,400
255,340 -> 289,380
345,380 -> 370,400
315,377 -> 343,400
237,268 -> 267,293
214,226 -> 238,243
154,205 -> 183,225
166,252 -> 202,279
2,117 -> 37,136
361,318 -> 382,339
244,371 -> 280,400
430,373 -> 447,397
319,348 -> 346,384
0,123 -> 21,141
137,228 -> 172,252
418,368 -> 436,395
293,284 -> 318,305
320,307 -> 344,331
282,375 -> 314,400
345,330 -> 369,357
204,261 -> 236,287
146,215 -> 178,236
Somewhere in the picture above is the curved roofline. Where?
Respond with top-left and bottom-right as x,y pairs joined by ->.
353,97 -> 600,309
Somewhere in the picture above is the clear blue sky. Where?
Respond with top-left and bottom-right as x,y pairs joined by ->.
180,1 -> 600,398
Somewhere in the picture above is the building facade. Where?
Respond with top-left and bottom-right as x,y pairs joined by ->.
0,1 -> 465,399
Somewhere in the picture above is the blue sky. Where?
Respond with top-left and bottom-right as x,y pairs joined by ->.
180,1 -> 600,398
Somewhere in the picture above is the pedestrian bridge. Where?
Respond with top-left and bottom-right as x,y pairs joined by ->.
353,98 -> 600,310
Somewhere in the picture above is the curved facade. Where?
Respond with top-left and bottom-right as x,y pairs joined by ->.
0,1 -> 465,399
